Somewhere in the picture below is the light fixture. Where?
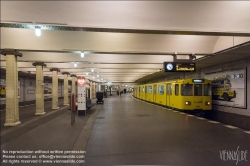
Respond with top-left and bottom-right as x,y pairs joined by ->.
98,79 -> 100,81
93,77 -> 95,79
80,52 -> 84,58
86,73 -> 88,75
74,63 -> 77,67
91,69 -> 94,72
35,29 -> 41,36
97,75 -> 99,77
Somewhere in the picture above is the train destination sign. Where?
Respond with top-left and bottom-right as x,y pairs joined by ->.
163,62 -> 196,72
192,79 -> 204,83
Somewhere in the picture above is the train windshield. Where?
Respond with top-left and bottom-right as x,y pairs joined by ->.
194,84 -> 202,96
204,84 -> 212,96
181,84 -> 193,96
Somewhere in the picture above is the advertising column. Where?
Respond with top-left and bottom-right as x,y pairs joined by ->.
77,77 -> 86,116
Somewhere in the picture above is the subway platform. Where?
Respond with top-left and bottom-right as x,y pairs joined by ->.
1,94 -> 250,166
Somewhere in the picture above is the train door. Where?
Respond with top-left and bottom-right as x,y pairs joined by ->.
166,84 -> 171,107
142,86 -> 145,100
153,84 -> 157,102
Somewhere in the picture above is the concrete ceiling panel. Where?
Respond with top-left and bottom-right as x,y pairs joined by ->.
1,28 -> 218,53
2,1 -> 250,32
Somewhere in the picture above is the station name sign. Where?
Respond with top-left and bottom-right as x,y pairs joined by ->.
163,62 -> 196,72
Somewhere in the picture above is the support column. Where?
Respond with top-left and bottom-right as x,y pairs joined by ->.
92,82 -> 94,98
90,81 -> 92,99
33,62 -> 46,115
71,75 -> 77,95
93,82 -> 96,98
62,72 -> 70,105
0,49 -> 22,126
50,68 -> 60,109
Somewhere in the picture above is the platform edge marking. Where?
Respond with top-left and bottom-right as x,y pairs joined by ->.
208,120 -> 220,124
196,117 -> 206,120
244,131 -> 250,134
224,125 -> 238,129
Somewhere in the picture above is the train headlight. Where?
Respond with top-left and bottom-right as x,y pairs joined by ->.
185,101 -> 191,105
206,101 -> 211,105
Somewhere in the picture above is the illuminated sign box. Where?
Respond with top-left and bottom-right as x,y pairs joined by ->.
192,79 -> 204,83
77,77 -> 86,86
163,62 -> 196,72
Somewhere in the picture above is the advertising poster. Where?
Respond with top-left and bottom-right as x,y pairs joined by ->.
204,69 -> 246,108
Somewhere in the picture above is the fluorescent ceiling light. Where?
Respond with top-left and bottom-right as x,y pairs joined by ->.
81,52 -> 84,58
35,29 -> 41,36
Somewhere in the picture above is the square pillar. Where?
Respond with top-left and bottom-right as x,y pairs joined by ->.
0,49 -> 22,126
33,62 -> 46,115
50,68 -> 60,109
62,72 -> 70,105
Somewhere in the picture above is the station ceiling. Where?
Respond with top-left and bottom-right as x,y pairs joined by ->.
1,1 -> 250,83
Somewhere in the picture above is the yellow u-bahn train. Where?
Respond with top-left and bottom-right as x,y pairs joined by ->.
133,78 -> 212,113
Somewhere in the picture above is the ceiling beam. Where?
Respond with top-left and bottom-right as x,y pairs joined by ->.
1,23 -> 250,37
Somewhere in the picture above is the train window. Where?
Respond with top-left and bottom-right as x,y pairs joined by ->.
175,84 -> 179,96
167,84 -> 172,95
158,85 -> 164,95
148,86 -> 152,94
181,84 -> 193,96
142,87 -> 145,93
204,84 -> 212,96
194,84 -> 202,96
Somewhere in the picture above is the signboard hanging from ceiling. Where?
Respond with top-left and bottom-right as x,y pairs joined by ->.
163,62 -> 196,72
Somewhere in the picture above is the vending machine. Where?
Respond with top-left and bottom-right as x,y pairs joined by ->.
77,77 -> 86,115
